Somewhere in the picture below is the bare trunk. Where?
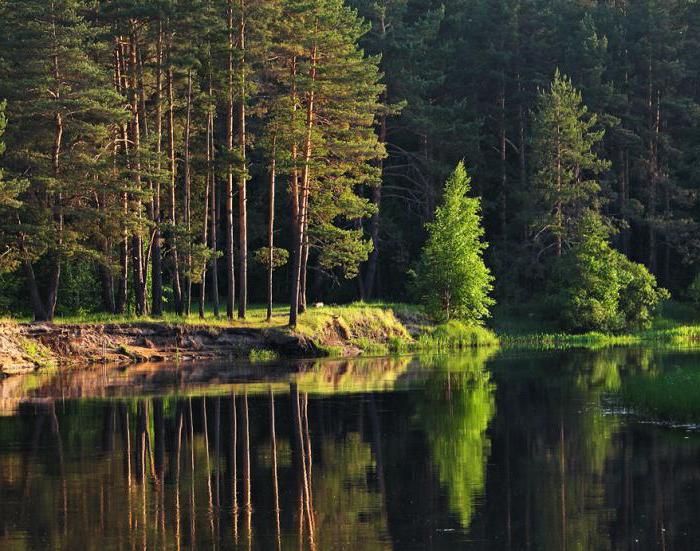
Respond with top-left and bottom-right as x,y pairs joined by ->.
290,46 -> 317,326
152,22 -> 164,316
237,0 -> 248,319
267,134 -> 277,321
200,137 -> 211,319
184,68 -> 194,315
129,30 -> 146,317
499,78 -> 507,241
363,114 -> 384,299
167,33 -> 183,314
208,73 -> 219,318
225,1 -> 236,319
115,39 -> 129,314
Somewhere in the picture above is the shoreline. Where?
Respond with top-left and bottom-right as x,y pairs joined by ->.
2,303 -> 700,376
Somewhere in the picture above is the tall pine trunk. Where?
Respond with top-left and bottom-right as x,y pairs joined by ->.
290,45 -> 317,326
151,22 -> 164,316
114,39 -> 129,314
237,0 -> 248,319
129,29 -> 146,316
207,30 -> 219,318
184,68 -> 194,316
267,134 -> 277,321
225,0 -> 236,320
167,30 -> 183,315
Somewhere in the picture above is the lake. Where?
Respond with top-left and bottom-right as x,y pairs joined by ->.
1,347 -> 699,550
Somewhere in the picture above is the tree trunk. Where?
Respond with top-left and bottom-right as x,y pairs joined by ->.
499,78 -> 508,241
267,134 -> 277,321
200,136 -> 211,319
46,15 -> 64,322
225,0 -> 236,320
113,40 -> 129,314
167,31 -> 183,315
237,0 -> 248,319
208,67 -> 219,318
184,68 -> 194,316
290,46 -> 317,326
128,29 -> 146,316
151,22 -> 164,316
363,116 -> 384,299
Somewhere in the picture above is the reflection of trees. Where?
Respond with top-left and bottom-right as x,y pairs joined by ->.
416,351 -> 497,528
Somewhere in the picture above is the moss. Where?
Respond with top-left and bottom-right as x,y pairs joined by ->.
20,337 -> 56,369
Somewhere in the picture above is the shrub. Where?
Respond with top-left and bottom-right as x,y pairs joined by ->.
548,215 -> 667,332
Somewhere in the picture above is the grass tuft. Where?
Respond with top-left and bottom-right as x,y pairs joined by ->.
248,348 -> 280,362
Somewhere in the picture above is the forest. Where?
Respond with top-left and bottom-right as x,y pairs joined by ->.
0,0 -> 698,332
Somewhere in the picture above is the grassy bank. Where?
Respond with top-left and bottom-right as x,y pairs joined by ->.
493,301 -> 700,349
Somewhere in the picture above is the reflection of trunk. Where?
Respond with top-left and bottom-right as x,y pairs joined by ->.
202,398 -> 215,539
188,399 -> 197,548
175,411 -> 183,551
652,433 -> 666,550
231,393 -> 239,542
292,384 -> 315,547
49,402 -> 68,533
270,389 -> 282,551
368,396 -> 388,533
154,399 -> 165,481
243,392 -> 252,545
215,398 -> 222,541
559,413 -> 567,551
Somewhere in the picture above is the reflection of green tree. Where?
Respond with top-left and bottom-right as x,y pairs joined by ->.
312,432 -> 391,551
417,351 -> 496,528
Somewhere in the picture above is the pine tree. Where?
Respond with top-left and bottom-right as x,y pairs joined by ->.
413,162 -> 494,323
287,0 -> 385,326
529,71 -> 610,258
0,0 -> 124,320
0,100 -> 27,273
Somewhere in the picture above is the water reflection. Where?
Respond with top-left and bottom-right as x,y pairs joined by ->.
1,348 -> 700,549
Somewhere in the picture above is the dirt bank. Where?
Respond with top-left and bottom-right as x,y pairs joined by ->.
0,322 -> 320,374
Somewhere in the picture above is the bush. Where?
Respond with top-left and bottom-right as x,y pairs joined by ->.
548,216 -> 667,332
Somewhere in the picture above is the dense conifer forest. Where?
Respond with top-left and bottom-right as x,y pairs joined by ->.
0,0 -> 698,330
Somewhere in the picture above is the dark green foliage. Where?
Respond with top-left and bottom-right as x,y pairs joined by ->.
253,247 -> 288,270
413,162 -> 494,323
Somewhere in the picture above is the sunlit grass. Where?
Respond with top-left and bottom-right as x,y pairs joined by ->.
48,304 -> 290,328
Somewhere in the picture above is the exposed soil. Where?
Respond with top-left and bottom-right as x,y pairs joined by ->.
0,322 -> 321,375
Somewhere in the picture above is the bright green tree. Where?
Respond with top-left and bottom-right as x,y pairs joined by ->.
413,162 -> 494,322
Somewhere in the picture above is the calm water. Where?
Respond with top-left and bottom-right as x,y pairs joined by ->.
1,348 -> 699,550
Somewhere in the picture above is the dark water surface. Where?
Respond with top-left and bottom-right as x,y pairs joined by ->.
1,348 -> 699,550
